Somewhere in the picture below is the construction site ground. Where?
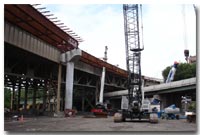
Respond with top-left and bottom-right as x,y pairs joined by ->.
4,115 -> 196,132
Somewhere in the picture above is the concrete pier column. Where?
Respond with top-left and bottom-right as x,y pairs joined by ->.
99,67 -> 106,104
65,62 -> 74,109
60,49 -> 82,112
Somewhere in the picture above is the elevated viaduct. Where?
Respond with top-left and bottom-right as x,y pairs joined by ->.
4,4 -> 134,115
104,77 -> 196,110
3,4 -> 170,116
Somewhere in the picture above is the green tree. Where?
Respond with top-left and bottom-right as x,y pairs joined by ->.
4,88 -> 11,108
162,63 -> 196,82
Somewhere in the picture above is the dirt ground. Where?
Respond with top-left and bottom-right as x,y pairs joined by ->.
4,115 -> 197,132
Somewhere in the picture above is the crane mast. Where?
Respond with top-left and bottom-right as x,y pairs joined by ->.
123,4 -> 143,108
114,4 -> 159,123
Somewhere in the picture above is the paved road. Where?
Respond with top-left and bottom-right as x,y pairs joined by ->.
4,115 -> 196,132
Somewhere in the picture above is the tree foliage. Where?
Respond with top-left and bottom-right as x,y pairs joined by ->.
4,88 -> 11,108
162,63 -> 196,82
4,87 -> 46,109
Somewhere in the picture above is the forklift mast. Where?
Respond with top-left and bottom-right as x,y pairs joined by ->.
123,4 -> 143,107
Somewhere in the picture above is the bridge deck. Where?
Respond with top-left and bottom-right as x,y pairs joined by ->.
104,77 -> 196,97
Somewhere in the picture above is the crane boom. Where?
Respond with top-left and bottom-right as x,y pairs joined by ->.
123,4 -> 143,108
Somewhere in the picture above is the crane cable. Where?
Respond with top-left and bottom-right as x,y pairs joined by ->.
140,4 -> 144,50
182,5 -> 188,50
182,5 -> 190,63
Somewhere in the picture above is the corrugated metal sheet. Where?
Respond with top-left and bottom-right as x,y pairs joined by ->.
4,21 -> 60,63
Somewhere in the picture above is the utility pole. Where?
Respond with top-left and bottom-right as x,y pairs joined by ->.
103,46 -> 108,62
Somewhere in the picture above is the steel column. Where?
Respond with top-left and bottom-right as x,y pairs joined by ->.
17,84 -> 21,111
95,81 -> 99,105
24,81 -> 28,111
82,90 -> 85,112
33,81 -> 37,113
12,82 -> 15,110
56,64 -> 62,113
43,81 -> 47,112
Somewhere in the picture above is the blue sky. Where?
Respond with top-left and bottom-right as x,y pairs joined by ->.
42,4 -> 196,79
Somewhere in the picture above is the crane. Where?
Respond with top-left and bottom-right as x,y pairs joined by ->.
182,5 -> 190,63
123,4 -> 143,110
114,4 -> 159,123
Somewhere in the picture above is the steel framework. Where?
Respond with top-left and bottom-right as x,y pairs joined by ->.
123,4 -> 143,107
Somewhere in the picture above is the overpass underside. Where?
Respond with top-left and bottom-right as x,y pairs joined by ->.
4,44 -> 95,115
4,4 -> 129,116
4,43 -> 127,115
4,40 -> 196,115
5,43 -> 64,116
146,88 -> 196,111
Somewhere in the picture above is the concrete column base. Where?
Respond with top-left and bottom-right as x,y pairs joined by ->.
64,109 -> 77,117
